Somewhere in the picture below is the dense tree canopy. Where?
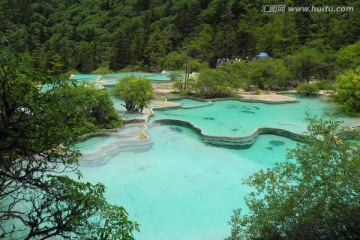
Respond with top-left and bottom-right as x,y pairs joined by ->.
227,115 -> 360,240
184,59 -> 292,97
285,47 -> 329,83
0,52 -> 138,239
336,41 -> 360,71
0,0 -> 359,73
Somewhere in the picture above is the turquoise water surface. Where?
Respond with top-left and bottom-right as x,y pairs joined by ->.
170,98 -> 212,108
72,72 -> 172,86
151,95 -> 357,137
77,124 -> 296,240
74,95 -> 358,239
110,96 -> 148,120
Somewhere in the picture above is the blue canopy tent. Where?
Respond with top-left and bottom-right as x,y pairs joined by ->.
256,52 -> 269,58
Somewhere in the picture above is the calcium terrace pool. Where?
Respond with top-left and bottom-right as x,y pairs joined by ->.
74,94 -> 359,240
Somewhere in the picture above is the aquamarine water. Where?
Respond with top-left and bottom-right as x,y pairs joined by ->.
110,96 -> 126,111
71,73 -> 100,80
74,95 -> 358,239
75,135 -> 114,155
103,72 -> 172,81
72,72 -> 172,86
152,95 -> 357,137
170,98 -> 212,108
77,124 -> 296,240
110,96 -> 148,120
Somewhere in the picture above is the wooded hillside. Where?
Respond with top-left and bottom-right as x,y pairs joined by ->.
1,0 -> 359,73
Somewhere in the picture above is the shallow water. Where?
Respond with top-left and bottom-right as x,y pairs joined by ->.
77,124 -> 296,240
75,135 -> 114,155
72,72 -> 172,86
110,96 -> 149,120
170,98 -> 212,108
74,95 -> 358,239
152,95 -> 357,137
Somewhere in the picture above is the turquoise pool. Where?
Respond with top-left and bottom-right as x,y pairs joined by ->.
76,124 -> 296,240
71,72 -> 172,86
110,96 -> 149,121
169,98 -> 212,108
74,95 -> 358,239
151,95 -> 357,137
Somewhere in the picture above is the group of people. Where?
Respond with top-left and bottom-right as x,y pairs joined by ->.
216,55 -> 270,68
216,57 -> 242,68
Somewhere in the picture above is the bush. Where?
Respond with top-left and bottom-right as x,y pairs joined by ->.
173,78 -> 195,95
248,59 -> 290,90
220,62 -> 249,89
333,67 -> 360,116
314,79 -> 333,90
194,68 -> 236,98
169,71 -> 183,81
286,47 -> 328,83
59,69 -> 78,80
54,85 -> 123,133
336,41 -> 360,71
164,51 -> 187,70
92,62 -> 114,74
297,83 -> 320,96
114,76 -> 153,113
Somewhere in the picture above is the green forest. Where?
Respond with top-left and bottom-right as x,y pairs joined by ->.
1,0 -> 359,74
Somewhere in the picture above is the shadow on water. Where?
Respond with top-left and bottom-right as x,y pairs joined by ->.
269,140 -> 286,146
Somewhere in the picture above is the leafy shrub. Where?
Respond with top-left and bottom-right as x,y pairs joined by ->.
54,85 -> 123,133
314,79 -> 333,90
333,67 -> 360,116
286,47 -> 328,83
114,76 -> 153,113
194,68 -> 236,98
245,59 -> 290,90
297,83 -> 320,96
169,71 -> 183,81
60,69 -> 78,80
173,78 -> 195,95
92,62 -> 114,74
164,51 -> 187,70
336,41 -> 360,71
